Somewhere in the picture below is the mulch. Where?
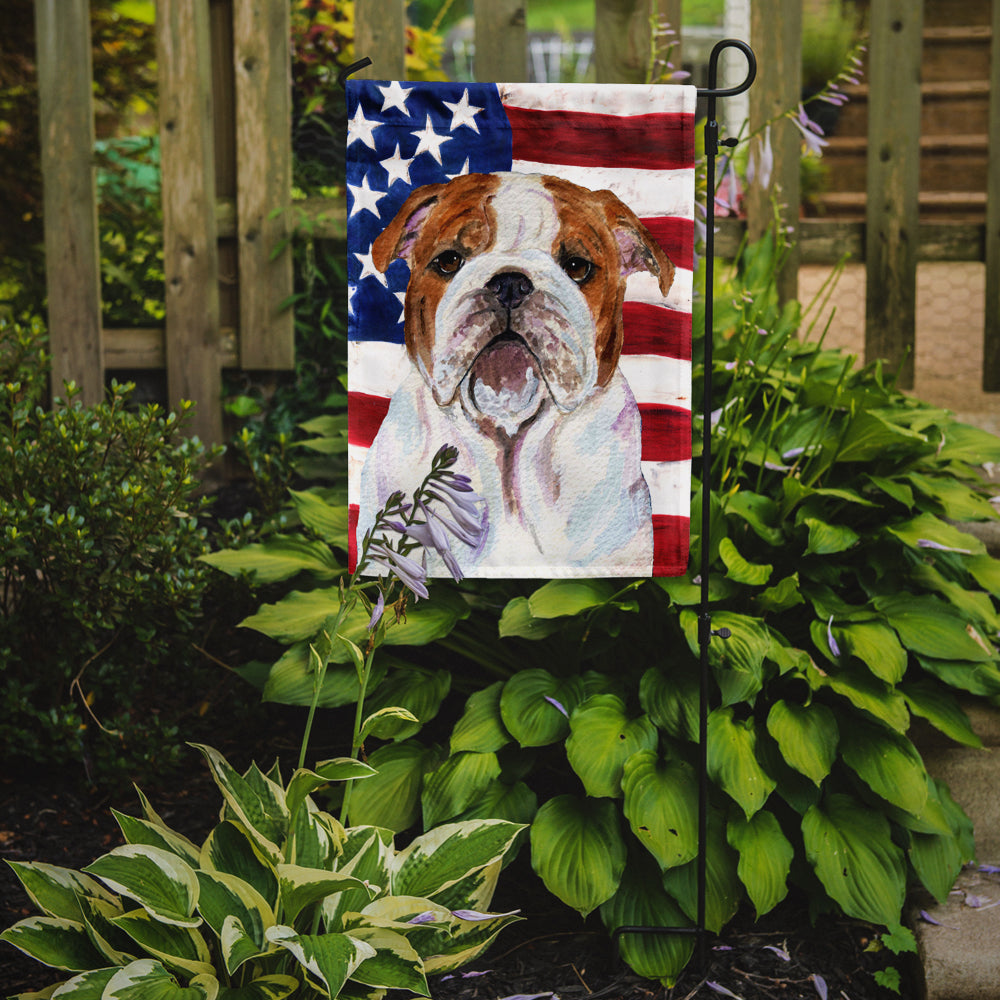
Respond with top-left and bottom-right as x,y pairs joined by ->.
1,742 -> 913,1000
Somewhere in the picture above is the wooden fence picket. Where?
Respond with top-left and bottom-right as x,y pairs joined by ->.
984,0 -> 1000,390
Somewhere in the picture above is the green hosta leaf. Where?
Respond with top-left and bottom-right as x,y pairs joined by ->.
277,865 -> 374,925
530,795 -> 626,917
265,926 -> 375,997
362,667 -> 451,740
866,474 -> 914,509
347,740 -> 442,832
916,655 -> 1000,697
835,410 -> 927,463
497,596 -> 565,639
935,421 -> 1000,464
901,680 -> 982,748
755,573 -> 804,614
718,537 -> 772,586
967,553 -> 1000,597
200,535 -> 341,583
200,822 -> 278,910
103,959 -> 218,1000
453,779 -> 538,827
111,909 -> 214,978
346,926 -> 428,994
0,916 -> 107,971
727,811 -> 793,917
112,812 -> 201,868
83,846 -> 200,928
360,706 -> 421,742
909,793 -> 967,906
874,594 -> 995,662
803,517 -> 859,556
724,490 -> 784,545
906,472 -> 998,521
5,862 -> 118,923
802,793 -> 906,926
839,718 -> 929,816
261,643 -> 387,709
765,701 -> 838,786
566,695 -> 658,798
499,670 -> 584,747
526,579 -> 617,618
910,562 -> 1000,632
288,489 -> 350,545
191,746 -> 287,862
707,708 -> 776,818
639,664 -> 699,742
835,621 -> 907,684
421,751 -> 502,828
886,512 -> 985,556
195,871 -> 273,973
621,751 -> 698,871
599,853 -> 694,987
661,810 -> 741,933
450,682 -> 511,754
216,975 -> 299,1000
808,660 -> 910,732
680,610 -> 770,706
393,820 -> 524,900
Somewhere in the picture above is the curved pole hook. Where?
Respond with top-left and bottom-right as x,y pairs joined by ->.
698,38 -> 757,99
337,57 -> 373,90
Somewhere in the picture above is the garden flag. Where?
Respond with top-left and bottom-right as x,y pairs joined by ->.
347,81 -> 696,578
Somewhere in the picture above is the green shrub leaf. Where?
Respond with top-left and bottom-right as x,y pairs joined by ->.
718,537 -> 773,585
886,512 -> 985,556
802,793 -> 905,926
621,751 -> 699,871
707,708 -> 776,818
566,695 -> 658,798
450,682 -> 511,754
839,719 -> 929,816
346,741 -> 442,832
200,536 -> 341,584
639,665 -> 699,742
530,795 -> 626,917
497,597 -> 564,639
765,700 -> 838,786
499,670 -> 584,747
727,811 -> 793,917
526,579 -> 617,618
901,680 -> 982,748
803,517 -> 859,555
875,594 -> 995,662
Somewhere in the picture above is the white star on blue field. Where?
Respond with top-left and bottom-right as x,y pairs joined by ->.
346,82 -> 515,346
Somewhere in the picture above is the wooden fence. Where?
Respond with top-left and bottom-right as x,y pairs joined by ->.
33,0 -> 1000,445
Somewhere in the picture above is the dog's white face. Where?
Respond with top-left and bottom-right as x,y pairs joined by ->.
372,172 -> 674,437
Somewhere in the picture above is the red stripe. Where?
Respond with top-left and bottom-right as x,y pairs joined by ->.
623,302 -> 691,361
641,216 -> 694,272
639,404 -> 691,462
652,514 -> 690,577
348,392 -> 390,448
506,106 -> 695,171
349,504 -> 359,573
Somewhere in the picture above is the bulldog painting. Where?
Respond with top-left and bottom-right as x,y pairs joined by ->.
346,80 -> 696,579
356,171 -> 674,576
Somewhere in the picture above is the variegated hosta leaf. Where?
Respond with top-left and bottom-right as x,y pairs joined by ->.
276,864 -> 375,925
4,861 -> 118,922
424,859 -> 501,916
450,681 -> 511,754
0,916 -> 107,971
195,871 -> 274,973
285,760 -> 375,823
421,907 -> 522,975
191,745 -> 287,863
214,974 -> 299,999
727,810 -> 793,917
621,751 -> 699,871
102,959 -> 218,999
802,793 -> 906,926
599,854 -> 694,987
288,801 -> 344,870
706,707 -> 776,818
200,822 -> 278,910
112,810 -> 202,868
77,894 -> 136,966
83,846 -> 200,928
323,829 -> 393,931
421,751 -> 502,829
765,700 -> 838,786
661,810 -> 742,934
391,820 -> 524,901
110,907 -> 213,978
46,966 -> 118,997
499,669 -> 585,747
345,926 -> 429,995
265,926 -> 376,998
566,695 -> 658,799
529,795 -> 626,917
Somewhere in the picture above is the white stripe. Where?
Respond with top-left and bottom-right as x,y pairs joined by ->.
498,82 -> 697,117
643,460 -> 693,517
510,162 -> 695,220
620,356 -> 692,410
626,268 -> 692,313
348,340 -> 410,397
348,443 -> 368,506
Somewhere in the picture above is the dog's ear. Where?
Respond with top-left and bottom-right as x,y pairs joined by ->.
371,185 -> 444,271
598,192 -> 676,298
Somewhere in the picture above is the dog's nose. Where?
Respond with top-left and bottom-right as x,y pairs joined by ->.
486,271 -> 534,310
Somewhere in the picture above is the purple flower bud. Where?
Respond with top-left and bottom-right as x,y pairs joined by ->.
812,974 -> 828,1000
827,616 -> 841,658
367,590 -> 385,630
407,911 -> 438,925
544,695 -> 569,718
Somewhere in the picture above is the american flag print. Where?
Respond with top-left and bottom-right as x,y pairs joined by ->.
347,80 -> 695,578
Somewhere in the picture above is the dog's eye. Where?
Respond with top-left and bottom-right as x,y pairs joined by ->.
562,256 -> 593,284
430,250 -> 464,276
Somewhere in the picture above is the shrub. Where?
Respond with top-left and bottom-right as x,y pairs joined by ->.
1,743 -> 524,997
0,316 -> 220,783
214,232 -> 1000,985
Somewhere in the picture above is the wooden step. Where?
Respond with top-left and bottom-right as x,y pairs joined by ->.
921,0 -> 992,28
822,134 -> 989,193
922,25 -> 993,83
832,80 -> 991,137
812,190 -> 987,222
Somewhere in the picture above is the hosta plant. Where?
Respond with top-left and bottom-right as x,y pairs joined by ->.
1,744 -> 523,999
